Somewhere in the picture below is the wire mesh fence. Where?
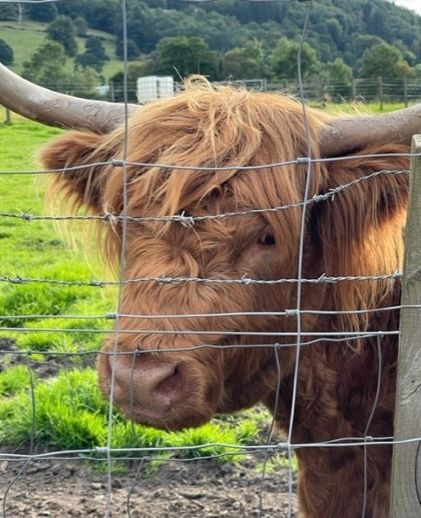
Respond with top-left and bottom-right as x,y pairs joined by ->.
1,0 -> 421,517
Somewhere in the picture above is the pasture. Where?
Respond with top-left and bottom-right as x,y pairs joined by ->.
0,19 -> 122,79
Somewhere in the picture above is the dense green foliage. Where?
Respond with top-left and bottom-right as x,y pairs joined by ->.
75,36 -> 109,71
1,0 -> 420,82
46,15 -> 78,57
0,38 -> 13,65
155,36 -> 219,77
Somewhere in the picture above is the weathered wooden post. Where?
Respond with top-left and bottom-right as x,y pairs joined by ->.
378,76 -> 384,110
4,107 -> 11,124
403,78 -> 408,108
109,81 -> 115,103
390,134 -> 421,517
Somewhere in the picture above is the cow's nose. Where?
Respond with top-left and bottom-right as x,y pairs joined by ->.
109,355 -> 182,409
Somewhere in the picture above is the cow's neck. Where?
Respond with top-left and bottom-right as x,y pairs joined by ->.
262,283 -> 401,518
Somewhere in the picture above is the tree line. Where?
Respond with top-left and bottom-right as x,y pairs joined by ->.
0,0 -> 420,100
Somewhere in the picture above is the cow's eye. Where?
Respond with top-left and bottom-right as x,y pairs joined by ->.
259,232 -> 276,246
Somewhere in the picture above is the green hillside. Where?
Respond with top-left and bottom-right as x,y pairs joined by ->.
0,0 -> 420,91
0,19 -> 122,80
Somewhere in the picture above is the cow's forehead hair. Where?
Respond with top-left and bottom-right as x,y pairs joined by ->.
103,79 -> 327,221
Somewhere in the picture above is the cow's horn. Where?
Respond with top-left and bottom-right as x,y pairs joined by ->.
0,62 -> 138,132
3,63 -> 421,154
320,104 -> 421,157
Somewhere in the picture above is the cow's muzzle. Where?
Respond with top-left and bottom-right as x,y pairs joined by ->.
102,352 -> 182,413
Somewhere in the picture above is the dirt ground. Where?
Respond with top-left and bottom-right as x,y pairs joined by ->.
1,339 -> 297,517
0,455 -> 297,517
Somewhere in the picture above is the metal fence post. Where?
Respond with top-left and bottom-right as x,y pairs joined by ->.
390,134 -> 421,517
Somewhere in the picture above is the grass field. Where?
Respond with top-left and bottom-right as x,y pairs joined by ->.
0,19 -> 123,80
0,114 -> 270,461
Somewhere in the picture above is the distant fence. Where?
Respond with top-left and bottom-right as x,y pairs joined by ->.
37,77 -> 421,107
274,77 -> 421,108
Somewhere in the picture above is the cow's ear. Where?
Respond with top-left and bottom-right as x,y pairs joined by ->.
310,144 -> 409,320
40,130 -> 115,213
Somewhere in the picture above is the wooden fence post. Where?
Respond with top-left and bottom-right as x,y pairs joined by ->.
378,76 -> 384,110
351,77 -> 356,102
403,78 -> 408,108
390,134 -> 421,517
4,107 -> 11,124
109,81 -> 115,103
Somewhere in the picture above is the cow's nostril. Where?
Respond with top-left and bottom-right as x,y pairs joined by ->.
155,365 -> 182,400
109,355 -> 183,411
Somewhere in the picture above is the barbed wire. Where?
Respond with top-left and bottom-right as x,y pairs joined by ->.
0,327 -> 403,337
0,0 -> 60,3
0,168 -> 409,223
0,271 -> 404,288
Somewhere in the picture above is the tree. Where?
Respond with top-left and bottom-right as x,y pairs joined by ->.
325,58 -> 353,82
414,64 -> 421,79
222,39 -> 268,80
155,36 -> 219,79
75,36 -> 109,72
85,0 -> 121,34
324,58 -> 353,99
394,59 -> 416,80
115,37 -> 140,60
73,16 -> 89,37
22,41 -> 69,89
361,42 -> 402,78
0,4 -> 17,21
326,18 -> 344,49
68,68 -> 102,98
271,37 -> 320,80
367,8 -> 390,40
0,39 -> 14,66
27,2 -> 58,22
351,35 -> 385,61
46,15 -> 78,57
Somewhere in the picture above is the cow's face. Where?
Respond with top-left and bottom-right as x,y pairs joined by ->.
97,176 -> 304,430
41,86 -> 326,430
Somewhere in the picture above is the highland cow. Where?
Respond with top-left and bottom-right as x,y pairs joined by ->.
1,63 -> 419,517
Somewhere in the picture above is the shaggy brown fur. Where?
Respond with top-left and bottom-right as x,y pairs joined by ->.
41,80 -> 409,517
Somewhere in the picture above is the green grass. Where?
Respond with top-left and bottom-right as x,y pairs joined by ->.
0,365 -> 31,396
0,366 -> 263,459
0,114 -> 114,352
314,101 -> 410,114
0,19 -> 124,80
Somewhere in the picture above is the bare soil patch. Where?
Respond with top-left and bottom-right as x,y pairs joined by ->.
0,456 -> 297,517
1,337 -> 297,516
